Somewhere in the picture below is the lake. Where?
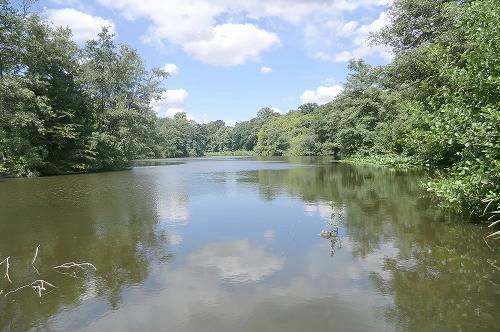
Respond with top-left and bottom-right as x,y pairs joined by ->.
0,157 -> 498,331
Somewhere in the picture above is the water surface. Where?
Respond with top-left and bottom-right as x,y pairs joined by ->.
0,157 -> 498,331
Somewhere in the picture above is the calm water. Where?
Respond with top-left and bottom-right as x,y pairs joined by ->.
0,157 -> 498,331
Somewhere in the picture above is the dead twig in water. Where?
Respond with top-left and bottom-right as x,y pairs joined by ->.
0,257 -> 12,283
54,269 -> 79,279
32,244 -> 40,275
487,259 -> 500,271
4,280 -> 56,298
53,262 -> 97,271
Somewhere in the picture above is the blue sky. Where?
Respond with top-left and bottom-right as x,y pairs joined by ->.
39,0 -> 392,125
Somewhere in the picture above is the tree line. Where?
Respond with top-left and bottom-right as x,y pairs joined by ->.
0,0 -> 281,176
0,0 -> 498,217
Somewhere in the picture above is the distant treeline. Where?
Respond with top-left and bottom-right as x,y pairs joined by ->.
1,0 -> 498,218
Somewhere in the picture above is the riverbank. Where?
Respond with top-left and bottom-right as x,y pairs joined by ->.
205,150 -> 256,157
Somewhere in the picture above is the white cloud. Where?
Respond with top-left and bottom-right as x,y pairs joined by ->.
224,120 -> 236,127
182,24 -> 279,66
50,0 -> 82,5
270,107 -> 282,114
97,0 -> 389,66
44,8 -> 115,42
260,66 -> 272,73
300,85 -> 343,105
163,63 -> 179,76
97,0 -> 282,66
151,89 -> 189,118
157,89 -> 188,107
357,11 -> 390,35
310,11 -> 392,63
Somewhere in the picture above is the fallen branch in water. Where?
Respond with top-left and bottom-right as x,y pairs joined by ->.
54,269 -> 79,279
4,280 -> 56,298
0,257 -> 12,283
53,262 -> 97,271
0,251 -> 96,300
487,259 -> 500,271
32,244 -> 40,275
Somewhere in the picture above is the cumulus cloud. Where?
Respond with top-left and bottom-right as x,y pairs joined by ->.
224,120 -> 236,127
300,85 -> 343,105
44,8 -> 115,42
50,0 -> 82,5
98,0 -> 284,66
151,89 -> 189,118
163,63 -> 179,76
310,11 -> 392,63
270,107 -> 282,114
260,66 -> 272,73
182,24 -> 279,66
97,0 -> 390,65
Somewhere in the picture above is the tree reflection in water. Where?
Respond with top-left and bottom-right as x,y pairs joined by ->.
247,160 -> 499,332
0,170 -> 176,330
319,202 -> 343,257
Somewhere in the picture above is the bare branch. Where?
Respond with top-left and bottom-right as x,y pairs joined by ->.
32,244 -> 40,275
0,257 -> 12,283
32,245 -> 40,266
487,259 -> 500,271
53,262 -> 97,271
54,269 -> 79,279
4,280 -> 56,298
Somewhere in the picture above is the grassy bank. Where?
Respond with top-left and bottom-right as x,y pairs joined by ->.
344,155 -> 425,170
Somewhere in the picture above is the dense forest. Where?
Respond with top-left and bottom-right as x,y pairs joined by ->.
0,0 -> 498,220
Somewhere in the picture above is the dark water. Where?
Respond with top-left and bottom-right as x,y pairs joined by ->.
0,157 -> 498,331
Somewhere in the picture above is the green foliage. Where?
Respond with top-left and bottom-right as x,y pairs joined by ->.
345,155 -> 424,170
390,0 -> 500,217
255,112 -> 319,156
202,120 -> 233,153
80,28 -> 165,170
0,6 -> 93,176
156,113 -> 205,158
0,2 -> 164,176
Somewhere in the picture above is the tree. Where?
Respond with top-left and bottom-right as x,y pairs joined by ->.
0,0 -> 23,78
1,5 -> 92,176
80,27 -> 165,170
